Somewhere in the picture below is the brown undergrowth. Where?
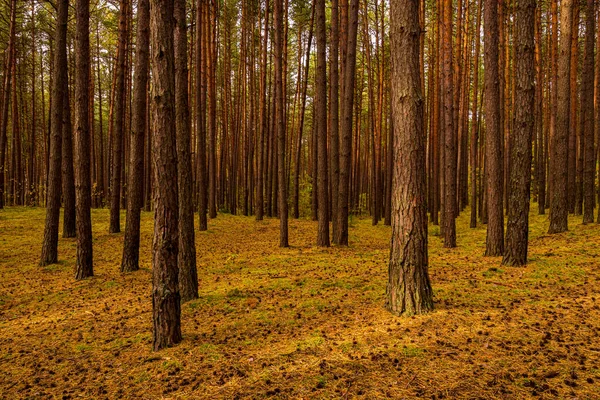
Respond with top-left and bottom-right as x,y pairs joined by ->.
0,207 -> 599,399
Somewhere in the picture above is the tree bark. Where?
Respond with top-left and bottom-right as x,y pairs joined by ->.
62,73 -> 76,239
316,0 -> 329,246
549,0 -> 573,234
174,0 -> 198,302
40,0 -> 67,266
441,0 -> 456,248
274,0 -> 288,247
150,0 -> 182,351
502,0 -> 535,266
582,0 -> 595,224
110,0 -> 130,233
334,0 -> 358,246
386,0 -> 433,316
74,0 -> 94,279
122,0 -> 149,273
484,0 -> 504,255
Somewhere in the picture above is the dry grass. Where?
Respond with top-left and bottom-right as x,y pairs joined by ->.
1,206 -> 599,399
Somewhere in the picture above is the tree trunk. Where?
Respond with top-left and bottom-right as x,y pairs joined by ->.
484,0 -> 504,255
502,0 -> 535,266
386,0 -> 433,316
150,0 -> 182,351
334,0 -> 358,246
74,0 -> 94,279
122,0 -> 149,273
274,0 -> 288,247
470,0 -> 482,228
441,0 -> 456,248
62,72 -> 76,239
0,0 -> 17,209
316,0 -> 329,246
110,0 -> 130,233
40,0 -> 67,266
549,0 -> 573,234
174,0 -> 198,302
582,0 -> 595,224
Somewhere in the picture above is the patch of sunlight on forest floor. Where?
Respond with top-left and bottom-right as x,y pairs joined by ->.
1,206 -> 600,399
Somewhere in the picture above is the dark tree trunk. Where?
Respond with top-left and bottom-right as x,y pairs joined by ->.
40,0 -> 67,266
74,0 -> 94,279
174,0 -> 198,302
484,0 -> 504,255
582,0 -> 595,224
150,0 -> 182,351
334,0 -> 358,246
110,0 -> 130,233
256,2 -> 269,221
0,0 -> 17,210
441,0 -> 456,248
196,0 -> 208,231
470,0 -> 482,229
122,0 -> 149,273
502,0 -> 535,266
549,0 -> 572,234
62,73 -> 76,239
316,0 -> 329,246
274,0 -> 288,247
329,0 -> 340,235
386,0 -> 433,316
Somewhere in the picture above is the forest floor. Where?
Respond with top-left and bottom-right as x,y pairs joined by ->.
1,207 -> 600,399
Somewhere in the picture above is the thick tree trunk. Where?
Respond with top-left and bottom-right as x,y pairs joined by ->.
549,0 -> 573,234
174,0 -> 198,302
150,0 -> 182,351
502,0 -> 535,266
74,0 -> 94,279
122,0 -> 149,273
484,0 -> 504,255
386,0 -> 433,316
40,0 -> 67,266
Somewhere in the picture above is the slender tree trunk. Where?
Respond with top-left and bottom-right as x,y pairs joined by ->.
62,72 -> 76,238
0,0 -> 17,209
196,0 -> 208,231
484,0 -> 504,255
150,0 -> 182,351
581,0 -> 595,223
122,0 -> 149,273
568,3 -> 579,214
274,0 -> 288,247
503,0 -> 535,266
316,0 -> 329,246
441,0 -> 456,248
174,0 -> 198,302
256,2 -> 269,221
110,0 -> 130,233
40,0 -> 67,265
386,0 -> 433,316
73,0 -> 94,279
549,0 -> 573,234
334,0 -> 358,246
329,0 -> 340,234
470,0 -> 482,228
